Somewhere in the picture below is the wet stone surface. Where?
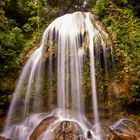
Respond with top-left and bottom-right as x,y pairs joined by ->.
111,119 -> 140,140
29,118 -> 140,140
0,136 -> 9,140
92,123 -> 120,140
54,121 -> 78,140
29,116 -> 57,140
29,118 -> 87,140
2,117 -> 140,140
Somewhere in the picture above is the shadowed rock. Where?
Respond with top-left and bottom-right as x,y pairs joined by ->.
111,119 -> 140,140
92,123 -> 120,140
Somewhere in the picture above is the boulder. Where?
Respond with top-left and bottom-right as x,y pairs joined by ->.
29,117 -> 86,140
29,116 -> 86,140
92,123 -> 120,140
0,136 -> 9,140
54,121 -> 80,140
29,116 -> 57,140
111,119 -> 140,140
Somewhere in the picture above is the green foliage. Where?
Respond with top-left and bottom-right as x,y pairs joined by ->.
0,0 -> 139,113
128,0 -> 140,17
0,0 -> 49,108
0,26 -> 24,73
93,0 -> 140,104
47,0 -> 84,8
23,23 -> 33,33
103,15 -> 112,26
113,0 -> 128,6
93,0 -> 109,17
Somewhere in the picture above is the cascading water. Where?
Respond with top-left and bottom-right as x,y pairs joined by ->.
1,12 -> 113,140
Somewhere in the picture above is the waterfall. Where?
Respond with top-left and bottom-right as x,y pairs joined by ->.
1,12 -> 113,140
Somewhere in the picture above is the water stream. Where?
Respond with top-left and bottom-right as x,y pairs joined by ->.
1,12 -> 113,140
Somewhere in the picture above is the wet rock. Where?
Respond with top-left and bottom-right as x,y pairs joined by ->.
28,115 -> 140,140
29,116 -> 57,140
107,73 -> 134,104
54,121 -> 85,140
0,136 -> 9,140
87,130 -> 92,139
111,119 -> 140,140
92,123 -> 120,140
29,118 -> 87,140
78,135 -> 86,140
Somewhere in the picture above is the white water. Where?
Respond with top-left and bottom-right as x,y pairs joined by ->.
2,12 -> 113,140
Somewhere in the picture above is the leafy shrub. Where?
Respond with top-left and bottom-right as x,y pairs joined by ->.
93,0 -> 109,18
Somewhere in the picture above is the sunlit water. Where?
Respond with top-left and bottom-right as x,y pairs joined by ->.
1,12 -> 113,140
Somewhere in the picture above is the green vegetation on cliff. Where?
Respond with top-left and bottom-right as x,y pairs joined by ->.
0,0 -> 48,109
0,0 -> 92,110
0,0 -> 140,112
93,0 -> 140,105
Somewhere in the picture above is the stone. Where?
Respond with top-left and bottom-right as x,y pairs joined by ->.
29,117 -> 87,140
92,123 -> 120,140
53,121 -> 88,140
0,136 -> 9,140
111,119 -> 140,140
29,116 -> 57,140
